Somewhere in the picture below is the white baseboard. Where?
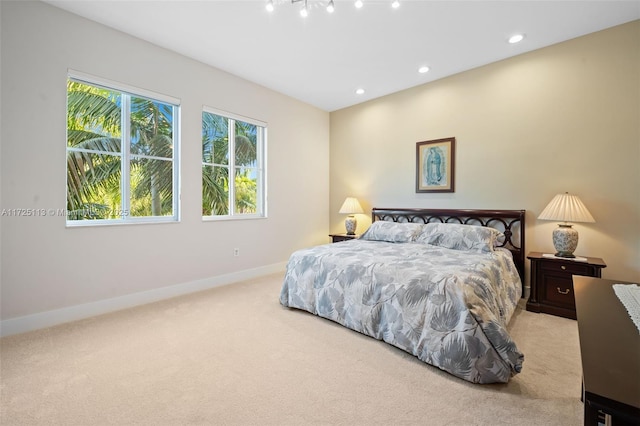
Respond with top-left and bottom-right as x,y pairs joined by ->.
0,262 -> 287,338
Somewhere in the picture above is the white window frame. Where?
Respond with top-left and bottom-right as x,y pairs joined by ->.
202,106 -> 267,221
66,70 -> 181,227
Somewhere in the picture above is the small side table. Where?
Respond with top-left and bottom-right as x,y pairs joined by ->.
329,233 -> 359,243
526,251 -> 606,319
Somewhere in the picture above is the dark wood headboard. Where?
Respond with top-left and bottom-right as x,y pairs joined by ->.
372,208 -> 526,290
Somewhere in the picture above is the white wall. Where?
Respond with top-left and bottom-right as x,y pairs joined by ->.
0,1 -> 330,333
330,21 -> 640,286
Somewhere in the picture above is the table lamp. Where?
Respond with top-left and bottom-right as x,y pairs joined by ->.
538,192 -> 595,258
339,197 -> 364,235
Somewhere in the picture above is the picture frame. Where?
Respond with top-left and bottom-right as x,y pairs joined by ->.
416,137 -> 455,193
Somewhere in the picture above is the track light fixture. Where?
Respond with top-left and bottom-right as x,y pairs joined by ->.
266,0 -> 274,12
266,0 -> 400,16
327,0 -> 335,13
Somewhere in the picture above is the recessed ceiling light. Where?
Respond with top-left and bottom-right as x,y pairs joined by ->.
418,66 -> 430,74
391,0 -> 400,9
356,88 -> 365,95
508,34 -> 525,44
355,0 -> 364,9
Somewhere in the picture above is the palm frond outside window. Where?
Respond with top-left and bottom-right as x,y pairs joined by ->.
202,109 -> 266,219
66,74 -> 179,224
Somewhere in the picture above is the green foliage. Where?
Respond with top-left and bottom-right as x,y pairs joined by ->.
67,80 -> 261,220
66,80 -> 174,219
235,172 -> 257,214
67,81 -> 121,139
201,112 -> 259,216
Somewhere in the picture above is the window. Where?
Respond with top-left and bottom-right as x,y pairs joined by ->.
202,108 -> 266,219
66,73 -> 180,225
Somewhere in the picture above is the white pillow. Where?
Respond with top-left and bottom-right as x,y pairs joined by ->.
359,221 -> 424,243
415,223 -> 504,253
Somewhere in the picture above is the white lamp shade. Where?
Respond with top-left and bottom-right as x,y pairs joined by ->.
339,197 -> 363,235
538,193 -> 595,223
538,192 -> 594,258
339,197 -> 364,215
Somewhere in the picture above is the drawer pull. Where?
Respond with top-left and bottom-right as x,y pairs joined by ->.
557,287 -> 571,295
561,265 -> 566,270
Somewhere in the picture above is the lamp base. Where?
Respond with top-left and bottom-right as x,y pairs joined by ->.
552,224 -> 579,258
344,215 -> 357,235
554,252 -> 576,259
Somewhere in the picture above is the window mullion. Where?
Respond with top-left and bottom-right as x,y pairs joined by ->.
172,105 -> 180,221
121,94 -> 131,219
258,126 -> 265,216
228,119 -> 236,216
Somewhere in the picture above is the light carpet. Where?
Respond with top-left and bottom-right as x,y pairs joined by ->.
1,272 -> 583,425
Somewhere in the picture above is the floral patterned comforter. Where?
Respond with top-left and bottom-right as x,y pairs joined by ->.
279,239 -> 524,384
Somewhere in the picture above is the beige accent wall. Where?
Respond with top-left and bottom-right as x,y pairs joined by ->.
330,21 -> 640,287
0,1 -> 329,324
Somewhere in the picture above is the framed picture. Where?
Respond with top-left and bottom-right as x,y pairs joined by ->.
416,137 -> 455,193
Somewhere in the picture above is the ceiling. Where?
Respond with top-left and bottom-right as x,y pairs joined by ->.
44,0 -> 640,112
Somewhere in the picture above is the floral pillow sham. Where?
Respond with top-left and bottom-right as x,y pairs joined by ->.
359,221 -> 424,243
415,223 -> 504,253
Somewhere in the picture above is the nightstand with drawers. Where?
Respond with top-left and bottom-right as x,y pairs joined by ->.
329,233 -> 359,243
526,251 -> 606,319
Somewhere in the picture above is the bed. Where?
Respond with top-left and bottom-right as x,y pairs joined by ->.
279,208 -> 526,384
